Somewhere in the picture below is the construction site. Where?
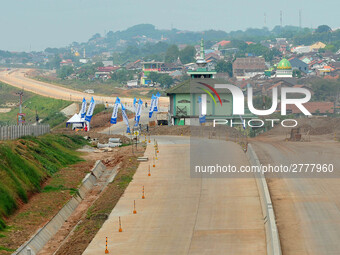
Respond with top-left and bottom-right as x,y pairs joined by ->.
0,67 -> 339,255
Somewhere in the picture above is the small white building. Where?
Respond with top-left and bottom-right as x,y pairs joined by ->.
102,60 -> 114,67
127,80 -> 138,87
79,58 -> 89,64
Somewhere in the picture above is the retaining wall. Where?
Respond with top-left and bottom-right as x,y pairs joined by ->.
0,125 -> 50,140
13,160 -> 106,255
246,144 -> 282,255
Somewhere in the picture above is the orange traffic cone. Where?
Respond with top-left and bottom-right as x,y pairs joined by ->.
119,217 -> 123,232
133,200 -> 137,214
105,237 -> 109,253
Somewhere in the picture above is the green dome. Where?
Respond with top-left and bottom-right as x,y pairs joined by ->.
277,58 -> 292,70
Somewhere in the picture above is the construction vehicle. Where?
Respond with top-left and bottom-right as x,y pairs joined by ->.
289,128 -> 301,141
156,112 -> 169,125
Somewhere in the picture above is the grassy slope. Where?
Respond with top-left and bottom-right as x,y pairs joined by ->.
0,134 -> 87,229
0,82 -> 71,127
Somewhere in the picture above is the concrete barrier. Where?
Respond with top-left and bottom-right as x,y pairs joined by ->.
91,160 -> 106,179
108,138 -> 121,143
246,144 -> 282,255
97,142 -> 121,148
13,160 -> 107,255
137,157 -> 149,161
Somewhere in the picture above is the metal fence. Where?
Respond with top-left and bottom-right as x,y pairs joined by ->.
0,125 -> 50,140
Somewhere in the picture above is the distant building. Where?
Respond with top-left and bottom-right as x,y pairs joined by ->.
97,66 -> 120,72
289,57 -> 309,74
285,102 -> 334,115
310,42 -> 326,51
205,52 -> 221,63
60,59 -> 74,67
140,61 -> 164,85
291,46 -> 312,54
127,80 -> 138,87
232,57 -> 266,79
212,40 -> 231,51
275,58 -> 293,78
126,59 -> 142,70
317,65 -> 335,76
187,39 -> 217,79
167,39 -> 254,126
102,60 -> 114,67
95,66 -> 120,80
79,59 -> 89,64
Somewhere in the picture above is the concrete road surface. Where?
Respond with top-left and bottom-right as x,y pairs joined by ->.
83,136 -> 266,255
253,137 -> 340,255
0,69 -> 169,106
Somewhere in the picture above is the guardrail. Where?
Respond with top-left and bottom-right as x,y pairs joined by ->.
246,144 -> 282,255
0,125 -> 50,140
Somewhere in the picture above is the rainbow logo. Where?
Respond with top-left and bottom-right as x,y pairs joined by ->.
197,82 -> 223,106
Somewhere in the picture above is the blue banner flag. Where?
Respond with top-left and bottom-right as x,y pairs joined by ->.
80,98 -> 87,119
149,94 -> 156,118
110,97 -> 120,124
154,92 -> 160,112
121,103 -> 130,134
135,99 -> 143,126
133,97 -> 137,114
85,97 -> 96,122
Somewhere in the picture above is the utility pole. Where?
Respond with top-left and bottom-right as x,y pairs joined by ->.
16,91 -> 24,114
280,10 -> 283,28
16,90 -> 24,125
299,9 -> 302,29
35,108 -> 39,124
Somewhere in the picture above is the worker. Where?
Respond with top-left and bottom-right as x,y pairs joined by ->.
84,125 -> 88,132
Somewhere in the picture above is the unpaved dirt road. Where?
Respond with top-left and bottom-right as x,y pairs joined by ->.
252,135 -> 340,255
0,69 -> 169,106
83,136 -> 266,255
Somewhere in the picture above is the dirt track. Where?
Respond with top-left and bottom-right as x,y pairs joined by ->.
0,69 -> 169,106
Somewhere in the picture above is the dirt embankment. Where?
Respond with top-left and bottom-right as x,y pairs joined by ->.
0,143 -> 145,255
258,117 -> 340,138
53,146 -> 145,255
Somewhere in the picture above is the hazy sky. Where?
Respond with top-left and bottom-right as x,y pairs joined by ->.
1,0 -> 339,52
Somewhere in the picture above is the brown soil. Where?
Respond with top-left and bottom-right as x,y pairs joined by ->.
0,158 -> 93,254
54,147 -> 145,255
53,128 -> 131,144
85,109 -> 134,131
0,132 -> 143,254
260,117 -> 340,137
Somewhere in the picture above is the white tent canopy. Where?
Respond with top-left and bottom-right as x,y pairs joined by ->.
66,113 -> 85,129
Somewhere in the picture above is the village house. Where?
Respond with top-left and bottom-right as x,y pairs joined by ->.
60,59 -> 74,67
285,102 -> 334,115
289,57 -> 309,74
232,57 -> 266,79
